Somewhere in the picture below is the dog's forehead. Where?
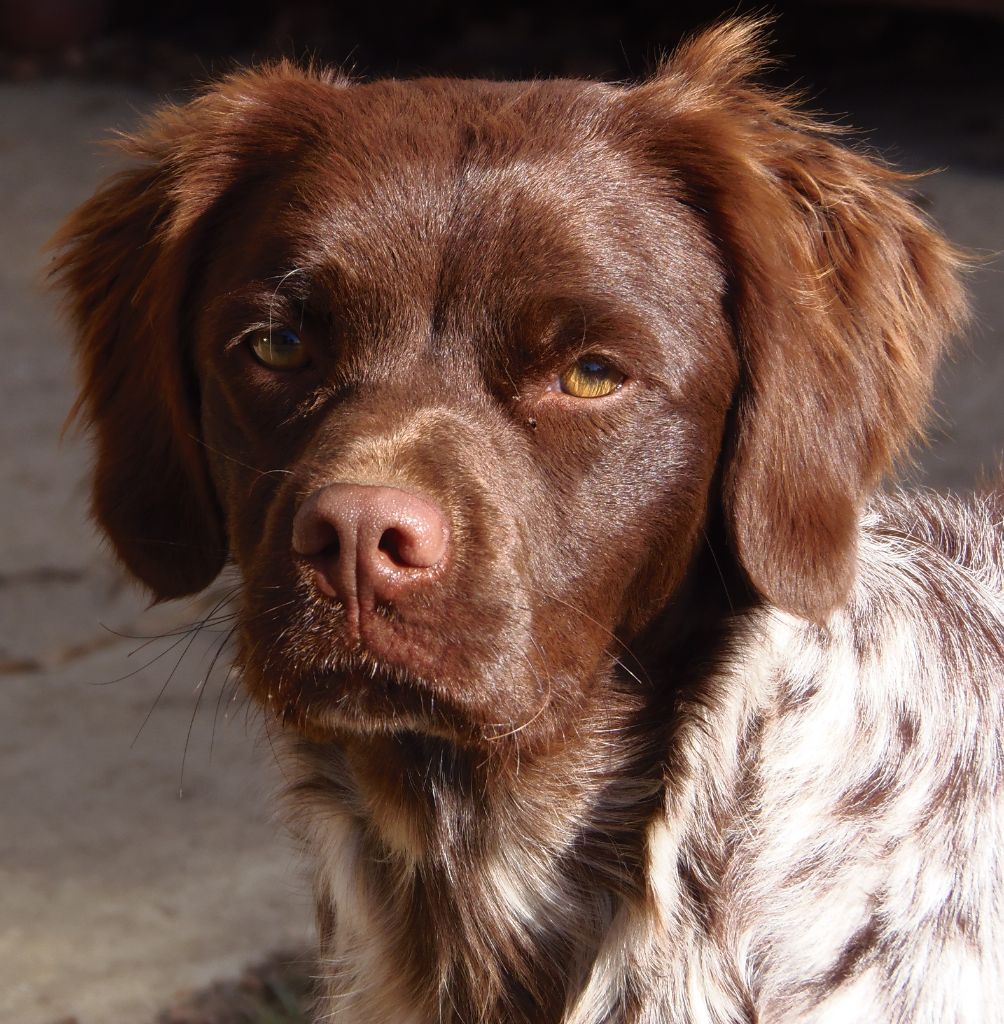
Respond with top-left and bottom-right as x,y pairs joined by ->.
302,75 -> 627,199
244,78 -> 704,300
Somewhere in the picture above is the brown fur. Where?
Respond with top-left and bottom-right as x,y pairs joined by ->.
53,20 -> 1000,1024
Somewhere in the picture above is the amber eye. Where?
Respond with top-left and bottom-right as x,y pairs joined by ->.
557,357 -> 625,399
248,328 -> 309,370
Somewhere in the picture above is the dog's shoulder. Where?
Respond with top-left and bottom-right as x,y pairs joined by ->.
658,493 -> 1004,1021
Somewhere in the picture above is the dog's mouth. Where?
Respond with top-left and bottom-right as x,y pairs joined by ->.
250,649 -> 488,744
237,568 -> 558,745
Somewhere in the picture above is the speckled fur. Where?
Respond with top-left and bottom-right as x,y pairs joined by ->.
285,490 -> 1004,1023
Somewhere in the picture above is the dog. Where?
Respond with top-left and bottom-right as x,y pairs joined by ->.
51,19 -> 1004,1023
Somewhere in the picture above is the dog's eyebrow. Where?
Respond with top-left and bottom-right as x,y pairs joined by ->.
202,283 -> 300,323
512,291 -> 661,355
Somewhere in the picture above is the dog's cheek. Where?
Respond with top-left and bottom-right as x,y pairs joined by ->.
623,414 -> 730,632
195,376 -> 299,571
533,398 -> 727,640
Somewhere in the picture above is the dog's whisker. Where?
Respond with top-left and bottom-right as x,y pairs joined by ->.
200,622 -> 244,770
96,592 -> 242,649
483,646 -> 554,744
189,433 -> 294,485
210,661 -> 242,758
700,527 -> 736,615
89,587 -> 245,689
89,626 -> 209,687
127,586 -> 242,747
118,610 -> 241,654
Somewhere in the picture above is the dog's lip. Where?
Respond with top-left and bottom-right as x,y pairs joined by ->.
311,644 -> 441,689
277,655 -> 478,740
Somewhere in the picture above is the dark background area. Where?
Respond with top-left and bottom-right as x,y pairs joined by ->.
3,2 -> 1002,180
1,1 -> 1003,94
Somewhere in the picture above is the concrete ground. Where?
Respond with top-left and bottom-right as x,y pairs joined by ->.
0,72 -> 1000,1024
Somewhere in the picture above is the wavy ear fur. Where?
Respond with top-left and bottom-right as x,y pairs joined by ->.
50,63 -> 345,599
625,19 -> 969,622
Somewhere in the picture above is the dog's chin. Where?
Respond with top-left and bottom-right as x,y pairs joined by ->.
248,655 -> 486,746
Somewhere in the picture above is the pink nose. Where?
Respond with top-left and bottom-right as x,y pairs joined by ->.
292,484 -> 449,613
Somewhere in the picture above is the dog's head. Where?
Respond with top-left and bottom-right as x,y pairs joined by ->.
52,21 -> 965,750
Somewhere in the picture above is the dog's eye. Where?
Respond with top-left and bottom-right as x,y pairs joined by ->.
248,328 -> 310,371
558,358 -> 625,399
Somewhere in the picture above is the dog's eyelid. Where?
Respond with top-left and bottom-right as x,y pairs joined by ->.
221,322 -> 287,352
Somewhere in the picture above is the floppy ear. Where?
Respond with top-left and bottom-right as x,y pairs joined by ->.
626,19 -> 968,622
50,63 -> 346,600
51,139 -> 227,599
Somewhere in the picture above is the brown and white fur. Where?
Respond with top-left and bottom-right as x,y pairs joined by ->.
51,19 -> 1003,1024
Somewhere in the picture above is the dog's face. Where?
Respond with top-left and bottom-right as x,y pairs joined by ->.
52,25 -> 964,758
189,79 -> 735,745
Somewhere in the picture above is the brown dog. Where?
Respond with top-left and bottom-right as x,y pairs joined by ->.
53,19 -> 1004,1024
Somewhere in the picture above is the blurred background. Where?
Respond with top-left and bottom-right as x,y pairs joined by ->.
1,2 -> 1001,1022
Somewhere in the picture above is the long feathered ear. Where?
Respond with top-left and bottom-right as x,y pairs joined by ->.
623,18 -> 969,623
50,145 -> 228,599
50,62 -> 347,600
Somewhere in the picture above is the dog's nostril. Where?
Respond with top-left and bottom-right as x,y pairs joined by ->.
378,527 -> 408,567
321,535 -> 341,563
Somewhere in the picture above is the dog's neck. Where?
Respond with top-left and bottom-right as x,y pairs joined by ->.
280,670 -> 671,1024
